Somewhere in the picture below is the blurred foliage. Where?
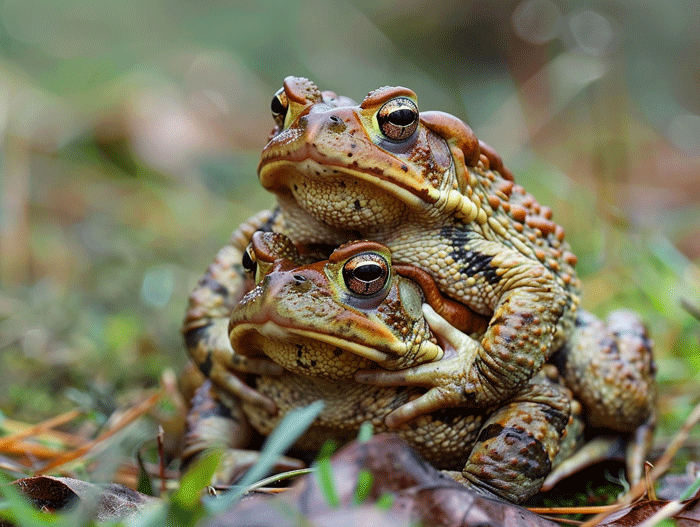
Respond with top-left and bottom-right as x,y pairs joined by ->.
0,0 -> 698,478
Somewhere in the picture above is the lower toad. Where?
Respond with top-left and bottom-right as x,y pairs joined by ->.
183,232 -> 656,502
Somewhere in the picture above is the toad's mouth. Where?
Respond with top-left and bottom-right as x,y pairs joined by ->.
259,160 -> 477,228
258,159 -> 436,210
259,162 -> 425,234
229,321 -> 401,364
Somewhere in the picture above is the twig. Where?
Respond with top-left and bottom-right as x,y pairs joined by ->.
637,471 -> 700,527
157,425 -> 166,496
645,461 -> 656,501
37,391 -> 162,473
527,504 -> 620,515
0,442 -> 63,460
538,515 -> 584,525
580,398 -> 700,527
0,409 -> 84,450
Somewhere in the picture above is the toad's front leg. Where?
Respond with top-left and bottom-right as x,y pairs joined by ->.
182,209 -> 284,414
357,250 -> 574,427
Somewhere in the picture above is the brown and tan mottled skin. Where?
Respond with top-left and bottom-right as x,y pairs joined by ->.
184,233 -> 584,503
182,77 -> 655,461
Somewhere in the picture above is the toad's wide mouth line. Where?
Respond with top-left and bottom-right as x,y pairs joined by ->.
229,321 -> 398,363
258,159 -> 440,210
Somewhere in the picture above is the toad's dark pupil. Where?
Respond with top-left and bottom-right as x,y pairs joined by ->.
271,96 -> 286,115
242,250 -> 255,273
388,108 -> 415,126
353,263 -> 384,282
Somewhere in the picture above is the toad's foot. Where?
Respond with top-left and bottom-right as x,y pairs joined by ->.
355,304 -> 481,428
188,318 -> 283,414
209,358 -> 282,416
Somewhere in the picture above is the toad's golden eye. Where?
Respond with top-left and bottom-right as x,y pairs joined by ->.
271,88 -> 288,128
342,252 -> 389,295
377,97 -> 419,141
242,246 -> 257,280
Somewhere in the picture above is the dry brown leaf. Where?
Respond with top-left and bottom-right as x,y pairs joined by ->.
10,475 -> 159,522
203,433 -> 560,527
594,497 -> 700,527
656,463 -> 700,501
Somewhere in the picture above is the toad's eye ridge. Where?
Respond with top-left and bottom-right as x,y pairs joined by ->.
377,97 -> 419,141
342,253 -> 389,295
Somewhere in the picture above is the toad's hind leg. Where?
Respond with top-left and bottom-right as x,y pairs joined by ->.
448,368 -> 583,503
553,309 -> 657,484
182,380 -> 304,485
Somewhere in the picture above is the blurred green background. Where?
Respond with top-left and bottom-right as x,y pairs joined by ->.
0,0 -> 698,438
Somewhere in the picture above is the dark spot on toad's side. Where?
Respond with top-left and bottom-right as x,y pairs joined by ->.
184,323 -> 213,351
197,351 -> 214,377
200,276 -> 229,298
599,336 -> 619,357
401,164 -> 408,172
189,381 -> 233,420
260,209 -> 280,232
549,344 -> 570,373
199,351 -> 214,378
541,406 -> 569,434
649,356 -> 658,375
206,395 -> 234,420
354,199 -> 361,210
477,423 -> 504,442
460,250 -> 498,284
441,225 -> 500,284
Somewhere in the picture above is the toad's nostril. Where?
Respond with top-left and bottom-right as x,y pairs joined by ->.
329,115 -> 342,123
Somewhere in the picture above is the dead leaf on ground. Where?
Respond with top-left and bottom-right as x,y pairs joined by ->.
595,497 -> 700,526
9,475 -> 159,522
656,462 -> 700,501
203,433 -> 559,527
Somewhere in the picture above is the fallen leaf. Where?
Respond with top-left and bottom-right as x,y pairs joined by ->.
203,433 -> 560,527
11,475 -> 159,522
